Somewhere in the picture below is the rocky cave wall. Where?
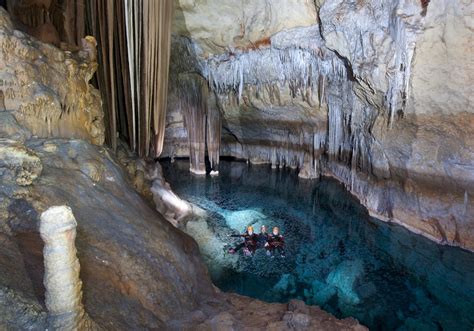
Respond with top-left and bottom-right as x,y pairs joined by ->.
163,0 -> 474,250
0,7 -> 367,329
0,8 -> 104,145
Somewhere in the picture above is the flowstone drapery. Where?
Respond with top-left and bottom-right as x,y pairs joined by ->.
178,74 -> 221,175
4,1 -> 174,157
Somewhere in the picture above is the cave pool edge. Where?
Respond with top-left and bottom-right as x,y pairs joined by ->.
161,159 -> 474,331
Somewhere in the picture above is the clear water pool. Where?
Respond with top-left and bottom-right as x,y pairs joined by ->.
162,159 -> 474,331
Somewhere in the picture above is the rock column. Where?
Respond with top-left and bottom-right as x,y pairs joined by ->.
39,205 -> 95,330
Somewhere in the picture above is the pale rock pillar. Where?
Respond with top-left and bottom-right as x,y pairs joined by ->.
40,205 -> 97,331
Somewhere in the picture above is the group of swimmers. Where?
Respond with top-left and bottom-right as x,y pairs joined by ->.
228,225 -> 285,257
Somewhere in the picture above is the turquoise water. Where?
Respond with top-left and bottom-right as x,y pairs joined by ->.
162,160 -> 474,331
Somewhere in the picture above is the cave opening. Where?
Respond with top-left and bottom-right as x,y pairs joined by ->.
162,159 -> 474,331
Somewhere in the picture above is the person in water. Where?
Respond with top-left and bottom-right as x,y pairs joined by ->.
265,226 -> 285,257
258,225 -> 269,248
228,226 -> 259,256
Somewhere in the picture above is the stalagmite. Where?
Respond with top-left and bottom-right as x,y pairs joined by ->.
40,206 -> 98,331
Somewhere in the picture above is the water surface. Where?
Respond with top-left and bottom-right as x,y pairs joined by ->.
162,160 -> 474,331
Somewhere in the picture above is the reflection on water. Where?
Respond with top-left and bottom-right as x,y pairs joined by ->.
162,160 -> 474,331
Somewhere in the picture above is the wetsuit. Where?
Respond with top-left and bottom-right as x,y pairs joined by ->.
267,233 -> 285,256
258,232 -> 269,248
230,232 -> 259,255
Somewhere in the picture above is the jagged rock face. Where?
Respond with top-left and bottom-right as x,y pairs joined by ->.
165,0 -> 474,250
319,0 -> 474,249
0,8 -> 104,145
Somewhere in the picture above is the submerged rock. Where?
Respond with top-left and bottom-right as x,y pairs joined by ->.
326,260 -> 365,306
311,280 -> 337,306
273,274 -> 297,298
225,208 -> 267,231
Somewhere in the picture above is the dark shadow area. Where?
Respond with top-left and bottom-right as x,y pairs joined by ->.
14,232 -> 45,306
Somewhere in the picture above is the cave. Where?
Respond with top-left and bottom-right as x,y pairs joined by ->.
0,1 -> 473,331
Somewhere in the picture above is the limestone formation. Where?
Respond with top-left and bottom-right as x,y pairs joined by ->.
0,133 -> 365,329
83,0 -> 173,156
164,0 -> 474,251
173,0 -> 317,55
0,0 -> 471,329
178,73 -> 221,174
115,143 -> 194,226
40,205 -> 97,330
0,139 -> 42,186
0,8 -> 104,145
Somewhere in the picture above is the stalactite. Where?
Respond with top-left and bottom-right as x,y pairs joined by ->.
206,98 -> 221,172
8,0 -> 174,156
124,0 -> 141,152
177,73 -> 221,174
326,77 -> 356,165
152,0 -> 173,158
318,74 -> 326,105
83,0 -> 173,157
58,0 -> 85,47
204,47 -> 346,101
327,94 -> 344,161
84,0 -> 116,149
106,0 -> 116,151
178,73 -> 208,175
385,4 -> 425,127
114,0 -> 132,146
